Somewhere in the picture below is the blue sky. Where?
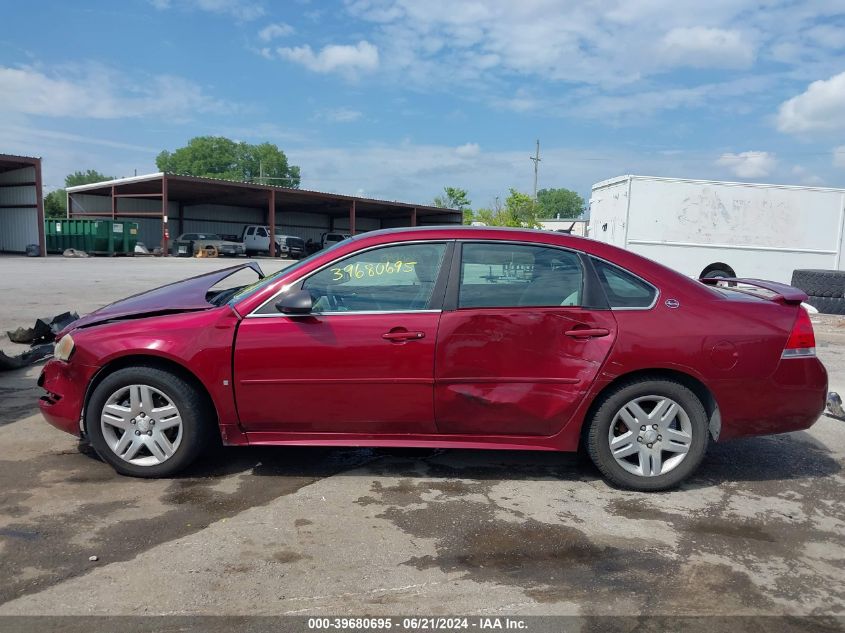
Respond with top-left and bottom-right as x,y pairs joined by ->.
1,0 -> 844,208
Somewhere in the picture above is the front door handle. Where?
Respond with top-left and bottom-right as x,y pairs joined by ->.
383,330 -> 425,342
564,327 -> 610,339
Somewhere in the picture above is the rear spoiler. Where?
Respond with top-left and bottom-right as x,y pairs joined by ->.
699,277 -> 808,305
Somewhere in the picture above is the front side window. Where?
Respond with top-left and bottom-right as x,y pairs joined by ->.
591,258 -> 656,308
299,242 -> 448,313
459,243 -> 583,308
256,227 -> 268,237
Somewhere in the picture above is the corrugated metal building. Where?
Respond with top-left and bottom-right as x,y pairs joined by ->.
66,173 -> 461,255
0,154 -> 46,255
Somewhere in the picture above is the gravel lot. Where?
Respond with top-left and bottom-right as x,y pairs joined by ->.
0,255 -> 843,618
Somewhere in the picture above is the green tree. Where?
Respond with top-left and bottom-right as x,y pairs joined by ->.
65,170 -> 111,188
44,190 -> 65,218
473,207 -> 497,226
156,136 -> 301,187
433,186 -> 471,210
536,187 -> 585,219
469,189 -> 541,228
44,170 -> 112,218
501,188 -> 540,227
433,186 -> 473,224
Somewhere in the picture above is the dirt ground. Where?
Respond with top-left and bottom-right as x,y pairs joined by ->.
0,255 -> 843,618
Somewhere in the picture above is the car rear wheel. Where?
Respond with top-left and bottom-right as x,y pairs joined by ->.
586,377 -> 709,491
86,366 -> 212,478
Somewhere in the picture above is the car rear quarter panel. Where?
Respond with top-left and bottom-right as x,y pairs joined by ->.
598,290 -> 824,440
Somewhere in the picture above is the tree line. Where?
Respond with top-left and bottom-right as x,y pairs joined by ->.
43,136 -> 301,218
432,186 -> 585,226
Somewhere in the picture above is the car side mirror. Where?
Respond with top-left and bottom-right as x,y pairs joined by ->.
275,289 -> 313,315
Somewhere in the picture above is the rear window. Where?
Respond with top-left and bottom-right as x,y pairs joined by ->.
592,258 -> 657,308
459,243 -> 583,308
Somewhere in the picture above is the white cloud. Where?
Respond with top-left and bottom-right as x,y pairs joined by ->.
277,41 -> 379,75
150,0 -> 264,20
834,146 -> 845,169
777,72 -> 845,134
0,125 -> 158,153
0,64 -> 231,120
716,151 -> 777,178
791,165 -> 824,186
258,22 -> 293,42
316,107 -> 363,123
659,27 -> 755,68
342,0 -> 794,88
455,142 -> 480,158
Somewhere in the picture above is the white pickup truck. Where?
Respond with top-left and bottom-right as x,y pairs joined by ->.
242,225 -> 305,258
321,232 -> 350,249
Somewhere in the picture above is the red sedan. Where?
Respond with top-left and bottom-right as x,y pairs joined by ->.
38,227 -> 827,490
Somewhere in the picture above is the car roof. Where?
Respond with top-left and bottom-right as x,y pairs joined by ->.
345,226 -> 707,294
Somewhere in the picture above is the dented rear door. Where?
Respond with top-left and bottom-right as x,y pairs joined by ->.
433,241 -> 617,436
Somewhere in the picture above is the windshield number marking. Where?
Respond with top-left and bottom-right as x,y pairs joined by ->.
331,261 -> 416,281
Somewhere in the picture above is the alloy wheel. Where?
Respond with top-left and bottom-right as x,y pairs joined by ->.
607,395 -> 693,477
100,384 -> 183,466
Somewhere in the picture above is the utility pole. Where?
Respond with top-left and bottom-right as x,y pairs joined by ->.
529,139 -> 541,200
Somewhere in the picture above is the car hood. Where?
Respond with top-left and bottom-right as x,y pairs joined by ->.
66,262 -> 264,332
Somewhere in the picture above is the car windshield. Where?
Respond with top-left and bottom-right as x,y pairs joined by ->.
226,239 -> 350,305
196,233 -> 220,240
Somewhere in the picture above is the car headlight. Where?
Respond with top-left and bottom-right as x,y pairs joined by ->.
54,334 -> 75,362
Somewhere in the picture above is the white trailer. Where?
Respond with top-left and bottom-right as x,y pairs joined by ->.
589,175 -> 845,284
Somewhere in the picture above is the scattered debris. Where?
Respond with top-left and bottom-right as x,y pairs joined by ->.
1,312 -> 79,372
134,242 -> 151,255
63,248 -> 89,258
826,392 -> 845,419
6,326 -> 35,345
25,244 -> 40,257
0,344 -> 53,371
88,555 -> 98,562
6,312 -> 79,346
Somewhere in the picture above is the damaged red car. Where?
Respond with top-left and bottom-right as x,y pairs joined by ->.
38,227 -> 827,490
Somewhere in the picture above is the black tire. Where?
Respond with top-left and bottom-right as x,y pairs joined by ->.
805,295 -> 845,315
702,269 -> 732,279
791,269 -> 845,298
86,366 -> 212,478
586,377 -> 709,491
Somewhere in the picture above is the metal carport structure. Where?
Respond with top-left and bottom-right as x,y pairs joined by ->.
0,154 -> 45,256
66,173 -> 461,256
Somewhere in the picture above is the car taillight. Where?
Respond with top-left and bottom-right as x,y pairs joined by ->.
782,308 -> 816,358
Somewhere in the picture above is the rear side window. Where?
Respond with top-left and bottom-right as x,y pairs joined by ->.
459,243 -> 583,309
592,258 -> 656,308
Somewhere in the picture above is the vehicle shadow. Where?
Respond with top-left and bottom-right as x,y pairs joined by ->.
140,428 -> 843,488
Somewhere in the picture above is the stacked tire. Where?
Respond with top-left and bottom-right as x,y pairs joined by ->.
791,269 -> 845,315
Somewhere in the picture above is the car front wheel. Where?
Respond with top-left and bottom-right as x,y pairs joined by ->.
586,377 -> 709,491
86,366 -> 211,478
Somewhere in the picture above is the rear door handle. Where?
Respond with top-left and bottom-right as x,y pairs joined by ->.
564,328 -> 610,339
383,330 -> 425,341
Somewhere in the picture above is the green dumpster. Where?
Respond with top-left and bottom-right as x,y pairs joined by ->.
45,219 -> 139,255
